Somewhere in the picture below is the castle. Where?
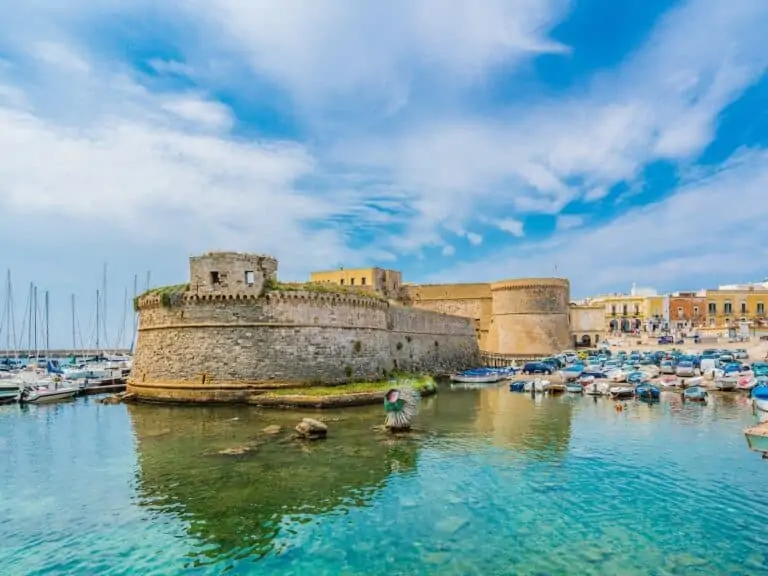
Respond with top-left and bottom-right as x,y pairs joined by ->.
129,252 -> 599,404
129,252 -> 479,403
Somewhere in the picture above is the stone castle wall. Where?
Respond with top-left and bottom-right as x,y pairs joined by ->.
489,279 -> 571,356
403,279 -> 571,355
130,290 -> 478,401
402,283 -> 492,349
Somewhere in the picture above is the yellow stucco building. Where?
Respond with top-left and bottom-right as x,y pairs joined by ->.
703,287 -> 768,327
309,267 -> 403,299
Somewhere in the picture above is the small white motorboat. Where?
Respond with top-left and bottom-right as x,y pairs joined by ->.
578,375 -> 595,386
523,379 -> 550,393
609,386 -> 635,399
737,376 -> 757,391
658,375 -> 679,389
585,381 -> 610,396
18,381 -> 78,404
565,382 -> 583,393
715,376 -> 738,391
610,369 -> 627,383
681,376 -> 704,388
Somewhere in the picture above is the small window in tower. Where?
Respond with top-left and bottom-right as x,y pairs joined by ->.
350,278 -> 355,285
245,271 -> 255,287
210,271 -> 220,285
340,279 -> 345,285
361,277 -> 366,285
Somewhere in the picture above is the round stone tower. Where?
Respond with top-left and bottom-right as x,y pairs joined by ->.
489,278 -> 570,356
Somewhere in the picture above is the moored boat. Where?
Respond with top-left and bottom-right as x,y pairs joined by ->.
609,386 -> 635,399
523,379 -> 550,393
635,384 -> 660,400
18,381 -> 79,404
547,383 -> 566,394
680,376 -> 703,388
682,386 -> 708,402
743,422 -> 768,455
565,382 -> 584,393
752,385 -> 768,415
737,376 -> 757,392
560,365 -> 584,381
715,376 -> 737,391
585,381 -> 610,396
450,369 -> 505,384
509,381 -> 526,392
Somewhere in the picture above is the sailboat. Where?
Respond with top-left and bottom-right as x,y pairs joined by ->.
16,286 -> 78,404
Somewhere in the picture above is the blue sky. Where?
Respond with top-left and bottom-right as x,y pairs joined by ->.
1,0 -> 767,349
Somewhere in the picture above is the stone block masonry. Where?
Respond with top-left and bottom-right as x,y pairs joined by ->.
129,252 -> 478,403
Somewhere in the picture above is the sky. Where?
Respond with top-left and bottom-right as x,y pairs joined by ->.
0,0 -> 767,349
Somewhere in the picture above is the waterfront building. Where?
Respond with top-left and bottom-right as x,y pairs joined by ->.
668,291 -> 707,331
588,284 -> 659,333
702,285 -> 768,328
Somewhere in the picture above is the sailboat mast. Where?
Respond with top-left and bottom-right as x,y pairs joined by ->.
3,270 -> 9,353
27,282 -> 32,353
33,285 -> 37,356
96,289 -> 100,350
71,294 -> 76,352
102,263 -> 107,351
44,290 -> 49,353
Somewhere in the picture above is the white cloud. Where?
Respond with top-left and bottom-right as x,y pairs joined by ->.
496,218 -> 524,237
431,149 -> 768,294
441,245 -> 455,256
183,0 -> 571,107
466,232 -> 483,245
556,215 -> 582,231
330,0 -> 768,253
161,96 -> 234,131
31,41 -> 90,73
148,59 -> 194,77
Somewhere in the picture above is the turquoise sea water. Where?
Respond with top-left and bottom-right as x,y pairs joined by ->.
1,386 -> 767,575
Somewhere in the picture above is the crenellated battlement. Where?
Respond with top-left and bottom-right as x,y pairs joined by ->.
135,288 -> 388,311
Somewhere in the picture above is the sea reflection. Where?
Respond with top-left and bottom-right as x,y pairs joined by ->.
5,383 -> 767,574
128,403 -> 420,565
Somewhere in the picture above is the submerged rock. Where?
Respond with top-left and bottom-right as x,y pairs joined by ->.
295,418 -> 327,440
99,392 -> 137,405
217,446 -> 253,456
262,424 -> 283,435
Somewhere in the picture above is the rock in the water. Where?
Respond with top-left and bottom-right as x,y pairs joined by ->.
262,424 -> 283,435
295,418 -> 327,440
99,394 -> 123,405
218,446 -> 252,456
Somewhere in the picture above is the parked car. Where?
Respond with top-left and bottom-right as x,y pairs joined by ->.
658,335 -> 673,344
522,362 -> 553,375
733,349 -> 749,359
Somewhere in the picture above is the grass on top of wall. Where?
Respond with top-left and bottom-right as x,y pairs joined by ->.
263,374 -> 437,397
133,284 -> 190,310
264,278 -> 388,301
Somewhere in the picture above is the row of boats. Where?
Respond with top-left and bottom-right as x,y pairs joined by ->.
0,356 -> 131,404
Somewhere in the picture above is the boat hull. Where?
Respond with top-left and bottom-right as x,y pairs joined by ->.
20,388 -> 78,404
744,423 -> 768,453
683,386 -> 708,402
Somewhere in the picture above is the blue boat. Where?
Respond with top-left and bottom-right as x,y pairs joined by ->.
635,384 -> 660,400
752,384 -> 768,414
626,371 -> 649,385
509,381 -> 526,392
683,386 -> 708,402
